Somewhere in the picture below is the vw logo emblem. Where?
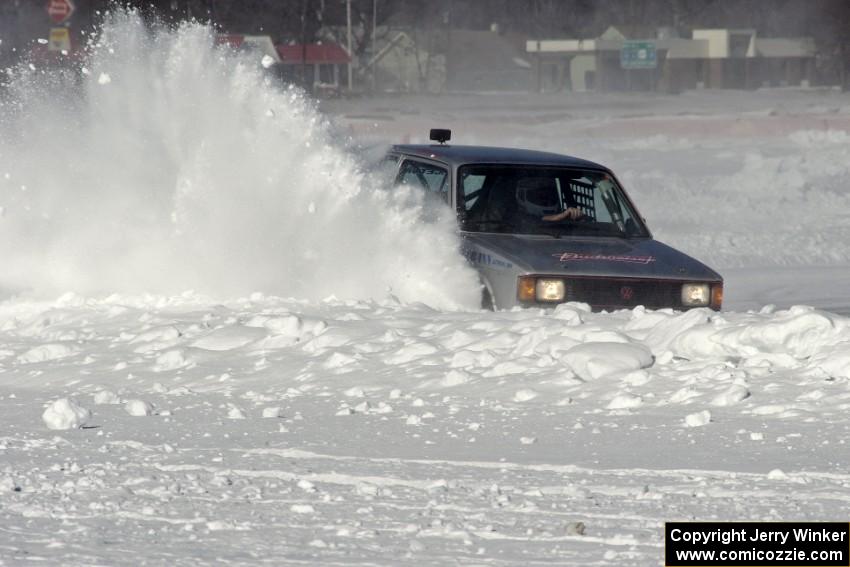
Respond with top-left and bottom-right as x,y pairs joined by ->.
620,286 -> 635,300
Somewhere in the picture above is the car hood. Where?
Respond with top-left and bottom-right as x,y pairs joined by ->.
462,233 -> 722,281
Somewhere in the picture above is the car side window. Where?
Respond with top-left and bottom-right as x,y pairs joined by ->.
397,160 -> 449,203
461,173 -> 486,209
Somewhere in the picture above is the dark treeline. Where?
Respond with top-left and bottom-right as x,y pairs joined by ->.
145,0 -> 850,72
143,1 -> 848,43
2,1 -> 849,83
6,1 -> 850,54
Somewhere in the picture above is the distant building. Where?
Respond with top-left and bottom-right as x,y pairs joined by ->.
693,29 -> 815,89
217,34 -> 281,63
276,42 -> 351,93
445,28 -> 532,92
367,30 -> 446,93
527,25 -> 815,93
366,26 -> 531,94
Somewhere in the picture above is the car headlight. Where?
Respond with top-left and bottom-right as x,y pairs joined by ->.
518,277 -> 565,303
536,279 -> 565,302
681,283 -> 710,307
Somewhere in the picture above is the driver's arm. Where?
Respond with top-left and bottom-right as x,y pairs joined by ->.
542,207 -> 583,222
543,181 -> 583,221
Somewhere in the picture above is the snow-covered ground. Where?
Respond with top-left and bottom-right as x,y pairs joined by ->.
3,295 -> 850,565
2,12 -> 850,566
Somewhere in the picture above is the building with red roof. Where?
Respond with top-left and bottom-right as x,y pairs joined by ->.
276,42 -> 351,93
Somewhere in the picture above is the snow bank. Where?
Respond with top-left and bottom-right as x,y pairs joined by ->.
6,294 -> 850,417
0,11 -> 478,309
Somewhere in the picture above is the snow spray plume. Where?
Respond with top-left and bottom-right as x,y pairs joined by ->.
0,11 -> 479,309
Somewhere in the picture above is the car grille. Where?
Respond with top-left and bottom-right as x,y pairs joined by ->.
565,278 -> 682,310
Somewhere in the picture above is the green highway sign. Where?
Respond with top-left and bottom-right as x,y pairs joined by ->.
620,41 -> 657,69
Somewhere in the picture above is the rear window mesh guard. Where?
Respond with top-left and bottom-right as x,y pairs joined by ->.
569,180 -> 596,220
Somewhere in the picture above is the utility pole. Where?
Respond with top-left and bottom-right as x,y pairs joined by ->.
301,0 -> 310,92
446,0 -> 453,92
371,0 -> 377,91
346,0 -> 353,91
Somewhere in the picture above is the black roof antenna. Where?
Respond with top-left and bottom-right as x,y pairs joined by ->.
429,129 -> 451,145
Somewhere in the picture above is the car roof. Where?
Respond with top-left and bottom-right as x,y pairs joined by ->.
390,144 -> 609,171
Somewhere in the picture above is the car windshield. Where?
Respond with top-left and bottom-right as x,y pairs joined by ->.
458,165 -> 649,238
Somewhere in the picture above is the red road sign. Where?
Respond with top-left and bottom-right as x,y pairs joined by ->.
46,0 -> 75,24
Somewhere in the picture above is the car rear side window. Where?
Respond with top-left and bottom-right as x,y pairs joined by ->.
397,160 -> 449,203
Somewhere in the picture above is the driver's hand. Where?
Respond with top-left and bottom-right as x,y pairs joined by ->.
542,207 -> 583,222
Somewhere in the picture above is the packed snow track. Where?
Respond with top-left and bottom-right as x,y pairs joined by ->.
1,295 -> 849,565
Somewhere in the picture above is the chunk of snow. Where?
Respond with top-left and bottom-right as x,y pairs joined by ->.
192,327 -> 264,351
607,393 -> 643,410
441,370 -> 471,387
564,342 -> 654,380
154,349 -> 189,372
684,410 -> 711,427
752,404 -> 787,416
324,351 -> 357,369
356,483 -> 379,496
710,385 -> 750,407
93,389 -> 121,405
262,406 -> 282,418
124,399 -> 154,417
42,398 -> 91,430
767,469 -> 788,480
18,344 -> 74,364
513,389 -> 538,402
344,386 -> 365,398
227,405 -> 247,419
622,370 -> 651,386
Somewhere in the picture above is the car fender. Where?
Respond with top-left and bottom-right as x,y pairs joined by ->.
479,276 -> 497,310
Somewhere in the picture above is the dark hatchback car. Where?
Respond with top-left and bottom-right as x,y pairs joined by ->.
384,130 -> 722,311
